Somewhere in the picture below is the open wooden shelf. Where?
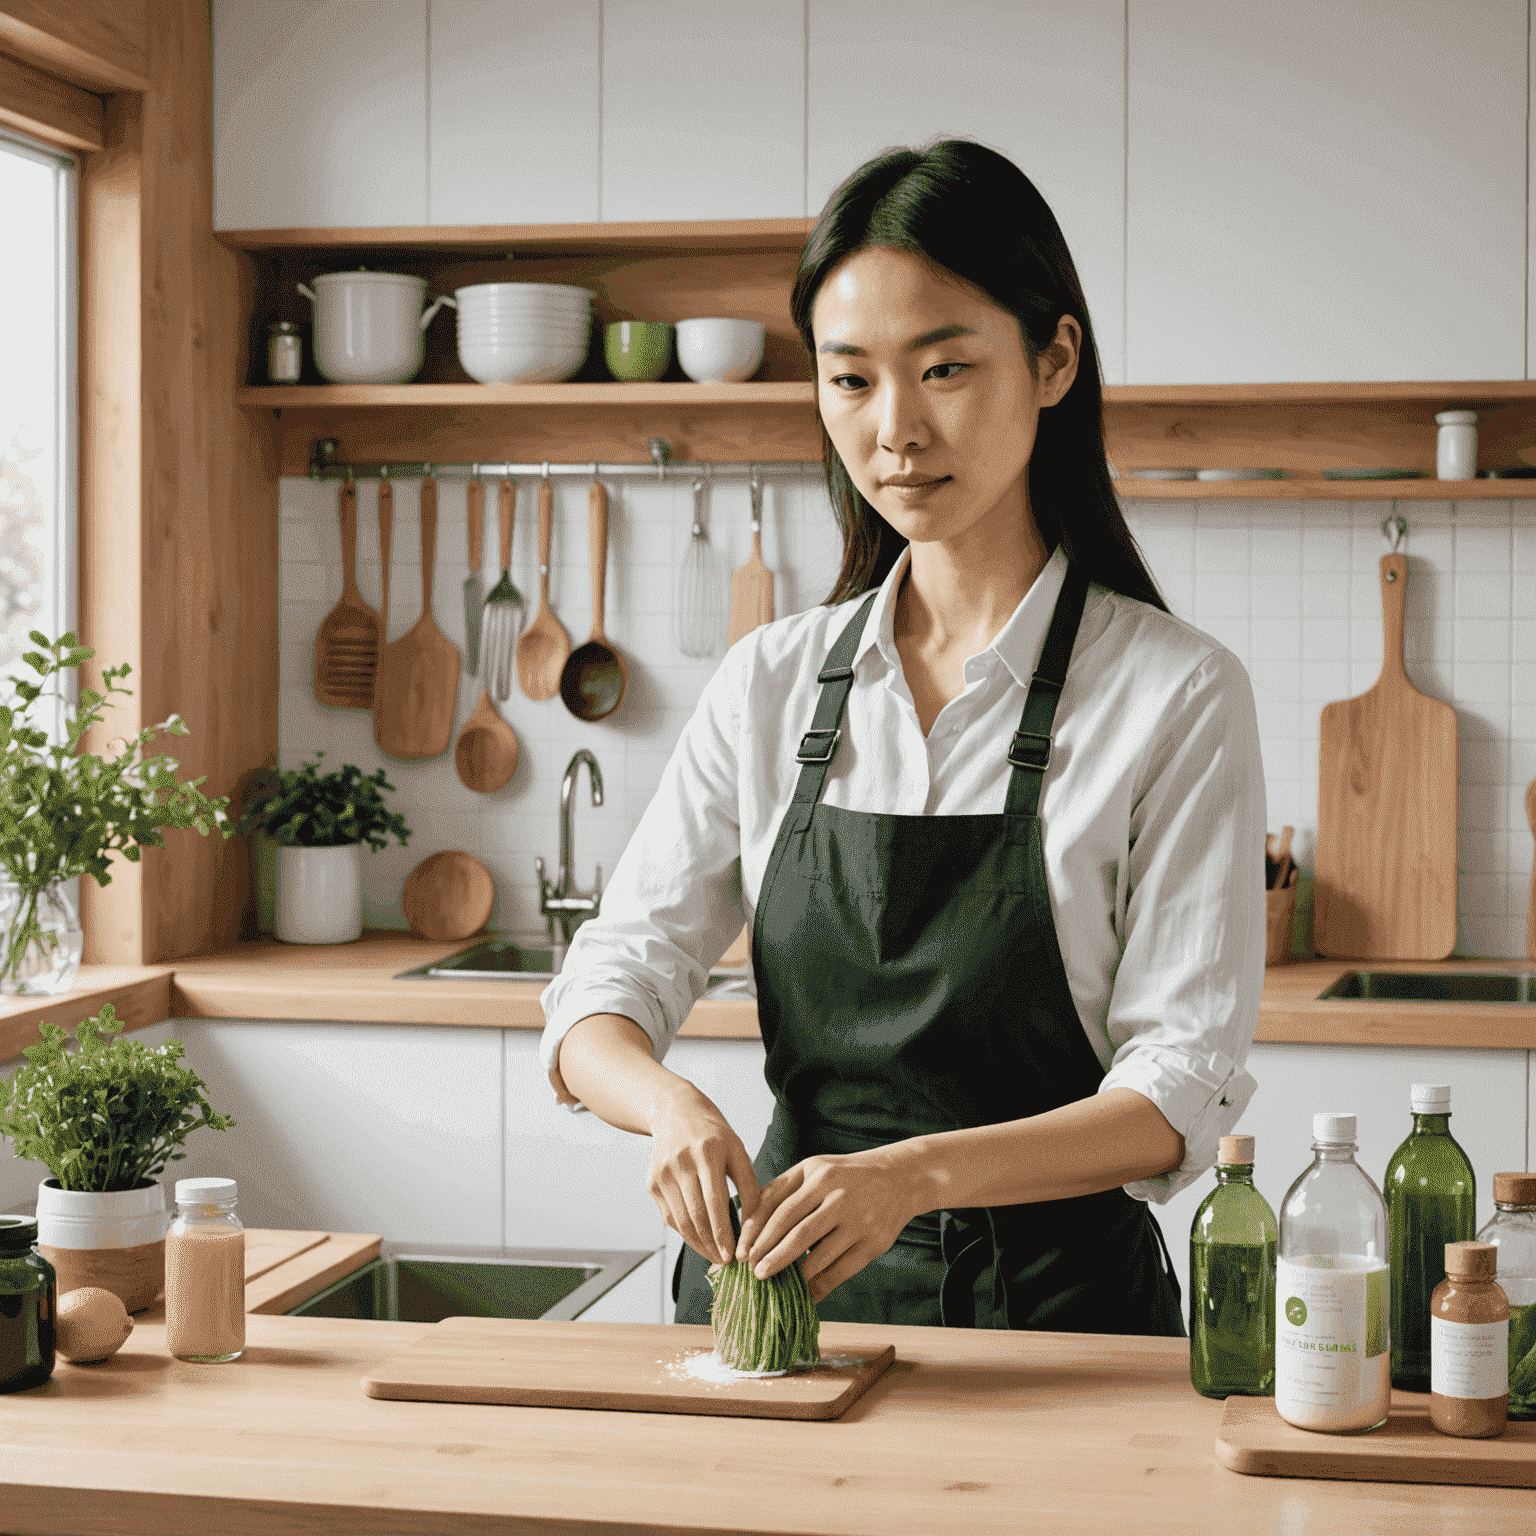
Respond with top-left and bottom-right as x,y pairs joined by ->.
237,381 -> 814,409
1117,477 -> 1536,499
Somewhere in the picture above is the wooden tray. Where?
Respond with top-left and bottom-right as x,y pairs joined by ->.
362,1317 -> 896,1421
1217,1394 -> 1536,1487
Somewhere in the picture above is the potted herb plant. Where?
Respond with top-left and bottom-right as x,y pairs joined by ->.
238,754 -> 410,944
0,633 -> 231,994
0,1005 -> 236,1313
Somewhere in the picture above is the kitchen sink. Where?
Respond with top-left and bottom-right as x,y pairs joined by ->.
396,933 -> 750,992
286,1242 -> 655,1323
1319,971 -> 1536,1003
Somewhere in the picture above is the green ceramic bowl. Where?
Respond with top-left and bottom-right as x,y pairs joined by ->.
605,321 -> 672,382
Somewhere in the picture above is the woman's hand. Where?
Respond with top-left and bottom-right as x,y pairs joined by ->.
646,1080 -> 762,1266
734,1150 -> 913,1303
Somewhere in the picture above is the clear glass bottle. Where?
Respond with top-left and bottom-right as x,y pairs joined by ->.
1385,1082 -> 1475,1391
0,1215 -> 56,1393
1276,1112 -> 1391,1433
1476,1171 -> 1536,1419
1190,1134 -> 1277,1397
165,1177 -> 245,1363
0,878 -> 84,995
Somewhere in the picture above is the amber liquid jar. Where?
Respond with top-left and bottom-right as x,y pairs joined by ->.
1430,1240 -> 1508,1438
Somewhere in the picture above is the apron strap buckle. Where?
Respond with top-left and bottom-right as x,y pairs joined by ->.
1007,730 -> 1052,772
797,727 -> 843,764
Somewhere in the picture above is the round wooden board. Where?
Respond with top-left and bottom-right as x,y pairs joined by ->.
402,850 -> 496,941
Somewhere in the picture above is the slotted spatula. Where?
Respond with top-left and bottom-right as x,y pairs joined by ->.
727,468 -> 774,647
313,480 -> 380,708
373,475 -> 462,760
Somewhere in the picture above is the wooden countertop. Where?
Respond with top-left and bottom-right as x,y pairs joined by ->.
1,1319 -> 1523,1535
5,936 -> 1535,1063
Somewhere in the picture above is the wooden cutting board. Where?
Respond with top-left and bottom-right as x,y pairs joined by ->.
1313,552 -> 1458,958
242,1228 -> 329,1284
1217,1394 -> 1536,1487
362,1317 -> 895,1421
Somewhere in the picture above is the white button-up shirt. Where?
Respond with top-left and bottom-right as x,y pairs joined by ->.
540,544 -> 1267,1203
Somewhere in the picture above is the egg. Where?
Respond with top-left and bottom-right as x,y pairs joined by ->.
55,1286 -> 134,1363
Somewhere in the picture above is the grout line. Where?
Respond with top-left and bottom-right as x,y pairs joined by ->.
1122,0 -> 1130,387
1527,0 -> 1531,381
423,0 -> 432,220
596,0 -> 604,221
803,0 -> 811,219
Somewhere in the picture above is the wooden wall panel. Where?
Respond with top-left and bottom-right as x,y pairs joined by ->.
0,0 -> 148,91
0,46 -> 104,150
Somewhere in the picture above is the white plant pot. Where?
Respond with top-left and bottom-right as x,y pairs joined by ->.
36,1177 -> 168,1313
276,843 -> 364,944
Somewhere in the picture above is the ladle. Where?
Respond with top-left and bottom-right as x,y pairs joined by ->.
559,479 -> 628,720
454,687 -> 520,792
515,474 -> 572,699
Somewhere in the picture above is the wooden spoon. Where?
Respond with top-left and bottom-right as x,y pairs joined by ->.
314,480 -> 380,708
515,477 -> 571,700
454,687 -> 520,793
1526,781 -> 1536,960
560,480 -> 628,720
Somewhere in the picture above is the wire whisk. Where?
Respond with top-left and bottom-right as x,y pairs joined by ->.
675,475 -> 727,658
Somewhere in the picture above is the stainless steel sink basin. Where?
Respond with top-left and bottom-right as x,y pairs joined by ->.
1319,971 -> 1536,1003
285,1243 -> 654,1323
396,932 -> 749,991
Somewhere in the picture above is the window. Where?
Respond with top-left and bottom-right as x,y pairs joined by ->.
0,127 -> 77,680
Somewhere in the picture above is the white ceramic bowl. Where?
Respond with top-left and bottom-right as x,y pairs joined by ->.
299,270 -> 431,384
455,282 -> 594,306
457,317 -> 590,334
675,318 -> 765,384
458,339 -> 588,385
457,301 -> 591,321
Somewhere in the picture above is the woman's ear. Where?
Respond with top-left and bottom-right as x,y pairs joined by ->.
1039,315 -> 1082,407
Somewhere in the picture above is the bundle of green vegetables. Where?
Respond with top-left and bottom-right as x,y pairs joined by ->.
707,1256 -> 821,1374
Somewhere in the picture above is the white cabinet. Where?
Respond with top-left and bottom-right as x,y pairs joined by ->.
429,0 -> 601,225
1154,1041 -> 1529,1316
600,0 -> 804,221
1127,0 -> 1527,384
806,0 -> 1127,383
213,0 -> 428,229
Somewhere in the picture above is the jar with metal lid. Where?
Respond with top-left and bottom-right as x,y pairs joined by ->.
0,1214 -> 56,1393
266,320 -> 302,384
1477,1171 -> 1536,1418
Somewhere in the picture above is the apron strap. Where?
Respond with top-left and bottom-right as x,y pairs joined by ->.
784,589 -> 881,834
1004,562 -> 1090,821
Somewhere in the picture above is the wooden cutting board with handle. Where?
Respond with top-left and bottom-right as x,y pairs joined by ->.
363,1317 -> 895,1421
1313,551 -> 1458,958
373,476 -> 461,759
401,850 -> 495,941
727,473 -> 774,646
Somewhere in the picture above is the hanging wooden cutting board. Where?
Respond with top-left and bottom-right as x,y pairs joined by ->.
373,476 -> 461,759
1313,552 -> 1457,959
362,1317 -> 895,1421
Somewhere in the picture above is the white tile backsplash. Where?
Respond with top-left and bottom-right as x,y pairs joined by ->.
281,480 -> 1536,958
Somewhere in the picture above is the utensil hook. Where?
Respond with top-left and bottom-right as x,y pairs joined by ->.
1382,513 -> 1406,553
748,465 -> 762,532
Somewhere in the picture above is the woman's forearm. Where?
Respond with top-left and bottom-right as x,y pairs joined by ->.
879,1087 -> 1186,1216
551,1012 -> 694,1135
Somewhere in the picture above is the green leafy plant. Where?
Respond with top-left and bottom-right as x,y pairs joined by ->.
237,753 -> 410,851
0,1005 -> 236,1192
0,633 -> 232,987
707,1257 -> 821,1373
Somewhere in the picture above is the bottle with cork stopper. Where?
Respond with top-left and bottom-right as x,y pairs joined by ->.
1430,1241 -> 1508,1438
1189,1134 -> 1277,1398
165,1177 -> 245,1364
1476,1172 -> 1536,1419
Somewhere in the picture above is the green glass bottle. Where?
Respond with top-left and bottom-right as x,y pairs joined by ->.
1385,1082 -> 1475,1391
1190,1133 -> 1278,1397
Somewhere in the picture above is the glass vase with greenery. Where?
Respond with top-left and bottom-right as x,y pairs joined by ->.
0,634 -> 232,994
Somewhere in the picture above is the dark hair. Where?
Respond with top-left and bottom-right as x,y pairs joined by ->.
792,139 -> 1166,612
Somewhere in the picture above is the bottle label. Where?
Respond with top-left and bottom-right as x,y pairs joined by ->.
1276,1255 -> 1390,1429
1430,1315 -> 1509,1400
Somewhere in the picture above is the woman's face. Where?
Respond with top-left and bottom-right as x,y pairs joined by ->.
811,245 -> 1079,557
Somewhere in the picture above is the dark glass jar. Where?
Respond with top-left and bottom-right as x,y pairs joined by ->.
0,1214 -> 56,1392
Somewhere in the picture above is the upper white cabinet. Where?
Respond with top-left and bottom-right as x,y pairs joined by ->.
429,0 -> 601,225
599,0 -> 804,222
806,1 -> 1127,383
1127,0 -> 1528,384
214,0 -> 429,230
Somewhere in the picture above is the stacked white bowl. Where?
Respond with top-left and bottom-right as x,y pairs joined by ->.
451,282 -> 594,384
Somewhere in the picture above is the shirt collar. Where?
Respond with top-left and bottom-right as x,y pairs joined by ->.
851,543 -> 1072,688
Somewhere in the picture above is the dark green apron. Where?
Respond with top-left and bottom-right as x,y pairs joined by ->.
674,561 -> 1185,1336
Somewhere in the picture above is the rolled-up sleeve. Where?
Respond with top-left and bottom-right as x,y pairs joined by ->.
539,636 -> 751,1109
1098,647 -> 1267,1202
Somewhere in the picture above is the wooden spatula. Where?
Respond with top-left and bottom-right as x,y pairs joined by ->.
313,481 -> 380,708
728,471 -> 775,647
1314,551 -> 1458,959
373,476 -> 461,760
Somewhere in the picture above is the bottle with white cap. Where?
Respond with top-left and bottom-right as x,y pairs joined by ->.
1275,1112 -> 1391,1432
165,1177 -> 245,1363
1384,1083 -> 1475,1392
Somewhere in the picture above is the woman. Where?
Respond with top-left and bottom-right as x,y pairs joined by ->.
540,140 -> 1265,1336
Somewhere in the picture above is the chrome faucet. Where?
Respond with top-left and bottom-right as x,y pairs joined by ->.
537,749 -> 604,951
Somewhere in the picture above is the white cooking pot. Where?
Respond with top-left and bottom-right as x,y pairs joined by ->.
296,270 -> 452,384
